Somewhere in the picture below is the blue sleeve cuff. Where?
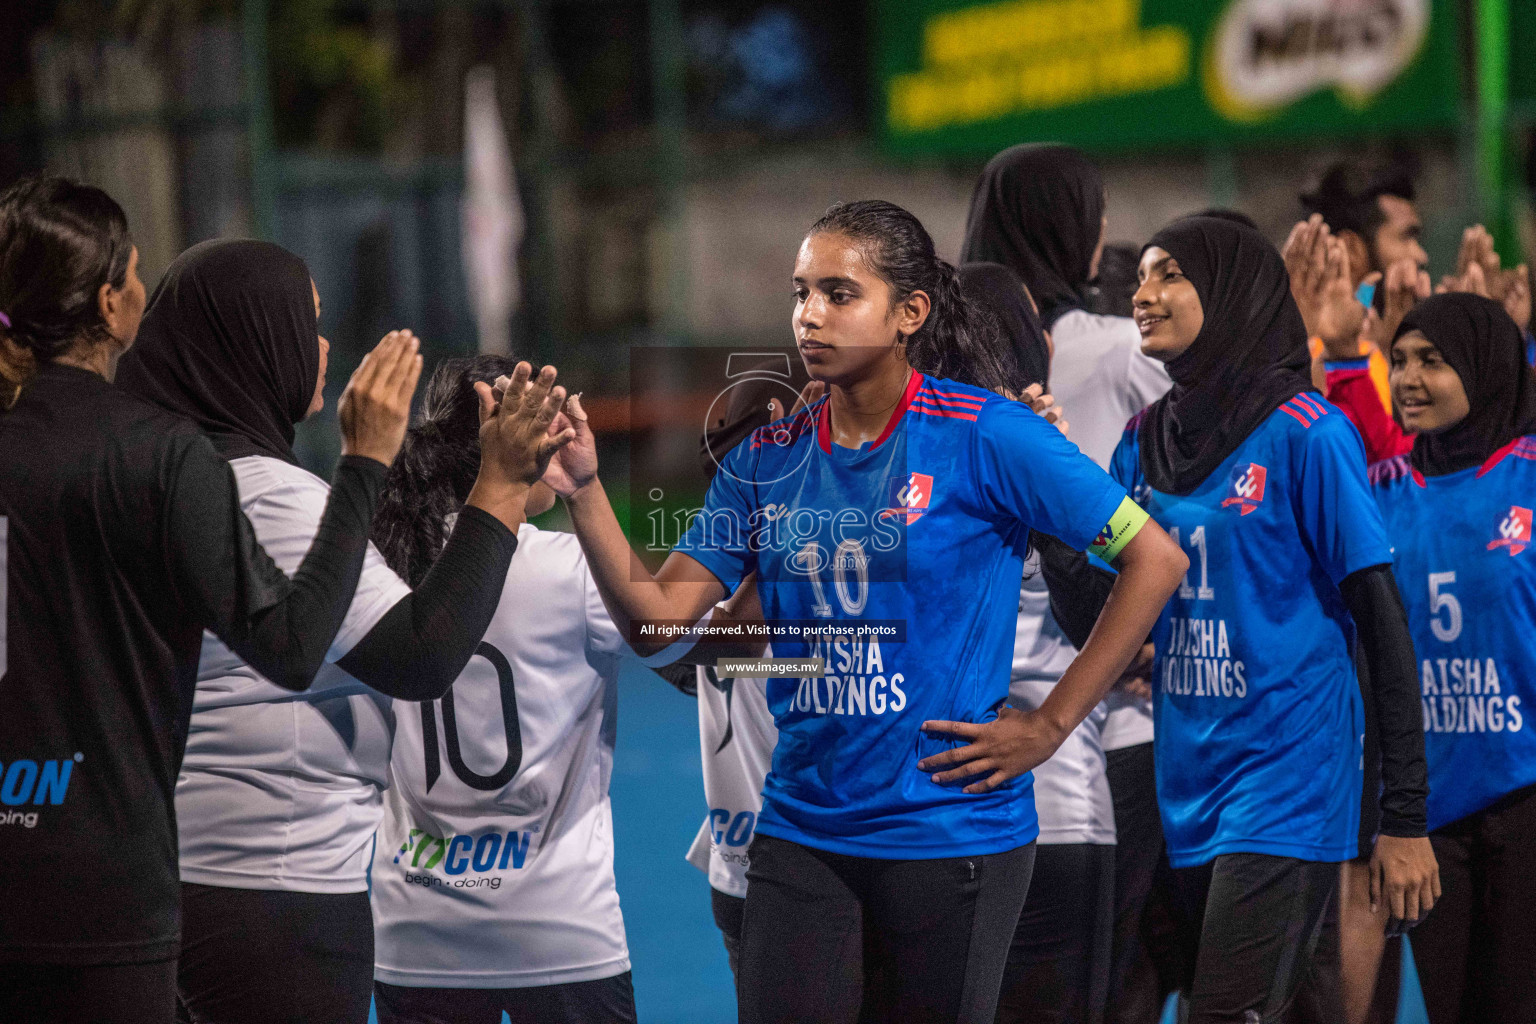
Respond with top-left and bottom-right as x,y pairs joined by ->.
1324,357 -> 1371,373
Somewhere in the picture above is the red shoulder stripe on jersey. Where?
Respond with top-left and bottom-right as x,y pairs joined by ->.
1279,403 -> 1312,428
749,404 -> 818,449
1368,454 -> 1412,486
1296,392 -> 1329,418
1474,434 -> 1536,477
916,388 -> 986,408
912,404 -> 978,422
1124,408 -> 1148,435
1286,396 -> 1320,421
912,397 -> 981,419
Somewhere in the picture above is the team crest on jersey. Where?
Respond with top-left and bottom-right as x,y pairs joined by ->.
881,472 -> 933,523
1488,505 -> 1533,555
1220,463 -> 1267,516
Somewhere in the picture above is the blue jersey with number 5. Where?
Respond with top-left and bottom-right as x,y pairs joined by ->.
1110,396 -> 1391,867
1371,437 -> 1536,830
680,373 -> 1127,859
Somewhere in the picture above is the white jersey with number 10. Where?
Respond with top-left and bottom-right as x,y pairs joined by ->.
371,523 -> 639,990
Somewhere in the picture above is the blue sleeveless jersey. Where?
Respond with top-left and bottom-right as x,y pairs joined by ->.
1370,437 -> 1536,831
1109,395 -> 1392,867
679,373 -> 1127,858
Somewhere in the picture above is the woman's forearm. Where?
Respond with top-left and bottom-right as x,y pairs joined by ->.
565,478 -> 722,655
1036,524 -> 1185,740
338,505 -> 519,700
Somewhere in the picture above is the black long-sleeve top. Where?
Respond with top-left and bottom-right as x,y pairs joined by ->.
0,363 -> 387,964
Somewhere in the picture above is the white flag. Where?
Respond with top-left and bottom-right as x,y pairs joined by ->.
461,65 -> 523,354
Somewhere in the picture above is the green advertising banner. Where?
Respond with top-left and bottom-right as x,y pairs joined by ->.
877,0 -> 1464,156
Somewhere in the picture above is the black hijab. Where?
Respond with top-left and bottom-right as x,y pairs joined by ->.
1137,216 -> 1314,495
118,239 -> 319,464
1396,292 -> 1536,476
959,262 -> 1050,391
961,144 -> 1105,330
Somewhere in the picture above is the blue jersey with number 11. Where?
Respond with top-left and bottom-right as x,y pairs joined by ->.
680,373 -> 1131,860
1110,395 -> 1392,867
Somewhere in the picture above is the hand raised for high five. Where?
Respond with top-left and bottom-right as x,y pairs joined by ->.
541,392 -> 598,498
338,329 -> 424,466
471,362 -> 575,500
488,372 -> 597,498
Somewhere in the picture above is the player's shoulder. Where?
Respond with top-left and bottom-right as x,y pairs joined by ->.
98,386 -> 208,459
232,454 -> 328,501
1270,392 -> 1343,435
912,376 -> 999,426
1264,393 -> 1376,483
1266,392 -> 1363,455
1367,454 -> 1416,489
513,521 -> 581,566
736,399 -> 823,468
1492,435 -> 1536,472
1122,408 -> 1148,441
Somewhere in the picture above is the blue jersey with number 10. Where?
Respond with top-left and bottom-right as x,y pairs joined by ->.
680,373 -> 1129,859
1110,395 -> 1392,867
1371,437 -> 1536,831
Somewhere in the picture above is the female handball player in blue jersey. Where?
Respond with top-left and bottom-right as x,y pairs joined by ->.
1369,293 -> 1536,1024
539,199 -> 1187,1023
1094,216 -> 1436,1023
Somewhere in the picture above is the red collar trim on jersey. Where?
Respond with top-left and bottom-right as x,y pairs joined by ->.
816,370 -> 923,455
1475,436 -> 1524,478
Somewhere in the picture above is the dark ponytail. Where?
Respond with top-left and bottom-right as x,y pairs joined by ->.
0,175 -> 132,409
372,354 -> 519,586
808,200 -> 1013,393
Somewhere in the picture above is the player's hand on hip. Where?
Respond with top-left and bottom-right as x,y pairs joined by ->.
1370,833 -> 1440,933
338,329 -> 423,466
474,362 -> 575,489
918,705 -> 1065,794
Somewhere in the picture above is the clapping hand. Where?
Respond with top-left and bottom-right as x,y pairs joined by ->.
1440,225 -> 1531,332
1283,215 -> 1371,361
1369,257 -> 1432,350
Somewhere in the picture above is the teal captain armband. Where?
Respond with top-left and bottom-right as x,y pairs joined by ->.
1086,496 -> 1150,564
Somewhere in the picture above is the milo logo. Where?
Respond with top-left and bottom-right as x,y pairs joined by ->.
1206,0 -> 1430,121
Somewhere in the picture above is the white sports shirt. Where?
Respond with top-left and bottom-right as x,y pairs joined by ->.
372,524 -> 640,989
1012,553 -> 1115,845
685,658 -> 777,898
1049,308 -> 1171,751
176,455 -> 410,893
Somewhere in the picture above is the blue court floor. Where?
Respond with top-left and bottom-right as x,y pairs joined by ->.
376,661 -> 1433,1024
